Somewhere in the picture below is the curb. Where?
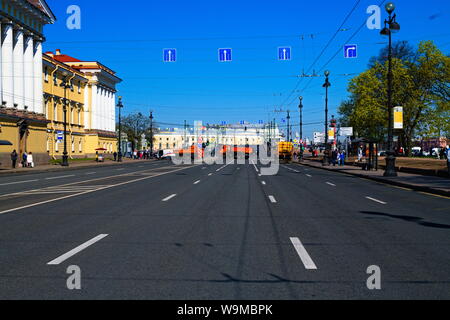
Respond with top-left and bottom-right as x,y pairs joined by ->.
0,160 -> 156,177
296,161 -> 450,198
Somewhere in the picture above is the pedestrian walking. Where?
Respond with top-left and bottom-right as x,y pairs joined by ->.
340,151 -> 346,166
113,152 -> 118,161
358,146 -> 363,162
27,152 -> 34,168
10,150 -> 18,168
446,146 -> 450,176
22,152 -> 27,168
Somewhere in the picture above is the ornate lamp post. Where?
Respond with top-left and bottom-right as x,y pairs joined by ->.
60,72 -> 71,167
322,70 -> 331,166
116,96 -> 123,162
149,111 -> 154,157
381,2 -> 400,177
299,96 -> 304,162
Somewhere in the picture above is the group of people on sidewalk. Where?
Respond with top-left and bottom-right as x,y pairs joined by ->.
10,150 -> 34,169
331,149 -> 346,166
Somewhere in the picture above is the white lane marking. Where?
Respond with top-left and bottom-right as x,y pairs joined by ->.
251,160 -> 259,173
45,175 -> 75,180
366,197 -> 387,205
0,179 -> 38,186
162,194 -> 177,202
0,166 -> 197,215
208,173 -> 213,176
47,234 -> 108,265
116,168 -> 125,171
262,181 -> 266,185
216,163 -> 230,172
282,165 -> 300,173
85,172 -> 96,175
290,237 -> 317,270
269,195 -> 277,203
194,180 -> 201,185
306,174 -> 312,178
326,182 -> 336,187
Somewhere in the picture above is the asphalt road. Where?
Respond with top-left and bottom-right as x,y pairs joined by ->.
0,159 -> 449,299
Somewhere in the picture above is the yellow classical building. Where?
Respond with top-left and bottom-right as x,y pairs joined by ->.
46,50 -> 122,158
43,53 -> 88,159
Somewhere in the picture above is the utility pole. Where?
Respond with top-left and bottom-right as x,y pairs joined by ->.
184,120 -> 187,148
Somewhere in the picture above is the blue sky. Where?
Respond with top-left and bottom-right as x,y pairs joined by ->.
44,0 -> 450,139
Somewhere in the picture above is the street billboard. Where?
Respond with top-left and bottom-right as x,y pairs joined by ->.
394,107 -> 404,129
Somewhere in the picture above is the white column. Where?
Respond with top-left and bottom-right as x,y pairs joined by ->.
2,22 -> 14,107
33,39 -> 43,114
84,83 -> 90,129
92,84 -> 98,129
100,87 -> 105,130
110,92 -> 115,132
99,87 -> 103,130
13,27 -> 24,110
24,34 -> 34,111
0,22 -> 3,105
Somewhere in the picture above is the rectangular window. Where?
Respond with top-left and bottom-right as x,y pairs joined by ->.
44,67 -> 48,82
78,81 -> 81,93
53,103 -> 57,121
53,73 -> 57,85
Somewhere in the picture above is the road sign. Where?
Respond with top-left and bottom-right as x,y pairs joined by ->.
344,44 -> 357,58
219,48 -> 232,62
313,132 -> 325,144
163,49 -> 177,62
339,127 -> 353,136
56,131 -> 63,141
394,106 -> 404,129
278,47 -> 291,61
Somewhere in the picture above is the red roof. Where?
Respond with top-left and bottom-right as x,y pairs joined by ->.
52,54 -> 82,63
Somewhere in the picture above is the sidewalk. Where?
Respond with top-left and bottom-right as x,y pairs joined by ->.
297,159 -> 450,197
0,158 -> 155,176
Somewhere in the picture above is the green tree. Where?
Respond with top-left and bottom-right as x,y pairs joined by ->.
339,40 -> 450,156
120,112 -> 149,150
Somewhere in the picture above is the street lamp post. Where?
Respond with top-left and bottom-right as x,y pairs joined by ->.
299,96 -> 304,162
60,73 -> 71,167
116,96 -> 123,162
381,2 -> 400,177
323,70 -> 331,166
149,111 -> 154,157
286,111 -> 291,142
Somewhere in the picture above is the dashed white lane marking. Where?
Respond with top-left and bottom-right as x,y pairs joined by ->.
47,234 -> 108,265
262,181 -> 266,185
116,168 -> 125,171
290,237 -> 318,270
85,172 -> 96,175
306,174 -> 312,178
268,195 -> 277,203
0,179 -> 38,186
366,196 -> 387,205
326,182 -> 336,187
282,165 -> 300,173
162,194 -> 177,202
216,163 -> 230,172
251,160 -> 259,173
208,173 -> 213,176
194,180 -> 201,185
45,175 -> 75,180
